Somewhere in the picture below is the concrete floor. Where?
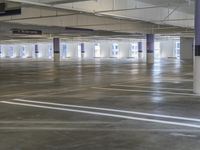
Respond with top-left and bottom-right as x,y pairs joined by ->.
0,58 -> 199,150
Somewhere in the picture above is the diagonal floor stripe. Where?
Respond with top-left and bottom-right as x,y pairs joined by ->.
12,98 -> 200,122
1,100 -> 200,129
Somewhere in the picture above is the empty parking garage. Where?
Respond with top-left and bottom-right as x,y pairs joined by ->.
0,0 -> 199,150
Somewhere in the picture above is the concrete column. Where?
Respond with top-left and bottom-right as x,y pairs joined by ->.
138,42 -> 143,59
80,43 -> 85,59
180,37 -> 194,60
35,44 -> 39,58
194,0 -> 200,94
53,38 -> 60,61
146,34 -> 155,63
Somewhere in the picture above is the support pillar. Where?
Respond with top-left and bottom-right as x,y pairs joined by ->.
146,34 -> 154,63
53,38 -> 60,61
180,37 -> 194,60
35,44 -> 39,59
194,0 -> 200,94
81,43 -> 85,59
138,42 -> 143,59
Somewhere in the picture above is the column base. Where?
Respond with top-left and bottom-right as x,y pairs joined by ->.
147,53 -> 154,64
194,56 -> 200,94
81,53 -> 85,59
54,53 -> 60,62
35,53 -> 39,59
138,52 -> 143,60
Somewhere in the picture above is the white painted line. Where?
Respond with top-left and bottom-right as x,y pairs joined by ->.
0,127 -> 198,133
2,101 -> 200,129
12,98 -> 200,122
111,77 -> 193,85
170,133 -> 197,138
0,121 -> 113,124
0,88 -> 86,98
156,78 -> 193,82
110,84 -> 193,91
92,87 -> 198,96
184,73 -> 193,76
0,127 -> 198,132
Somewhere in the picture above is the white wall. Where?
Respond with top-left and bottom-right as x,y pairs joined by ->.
60,43 -> 67,59
24,44 -> 35,58
119,42 -> 130,58
13,45 -> 21,58
38,43 -> 53,59
1,45 -> 9,58
84,42 -> 95,59
180,37 -> 194,60
142,40 -> 146,60
100,41 -> 112,58
160,39 -> 177,58
67,42 -> 79,58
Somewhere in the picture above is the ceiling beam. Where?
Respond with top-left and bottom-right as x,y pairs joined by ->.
95,5 -> 168,14
6,0 -> 53,7
6,0 -> 96,6
47,0 -> 96,5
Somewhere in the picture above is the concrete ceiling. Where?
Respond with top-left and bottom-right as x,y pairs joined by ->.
0,0 -> 194,41
8,0 -> 193,28
55,0 -> 194,28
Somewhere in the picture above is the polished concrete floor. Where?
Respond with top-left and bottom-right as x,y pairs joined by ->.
0,58 -> 199,150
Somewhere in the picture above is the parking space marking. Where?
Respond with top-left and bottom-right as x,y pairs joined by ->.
11,99 -> 200,122
0,88 -> 87,98
110,84 -> 193,91
92,87 -> 197,96
0,127 -> 198,133
0,121 -> 113,124
2,100 -> 200,129
170,133 -> 197,138
111,77 -> 193,85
